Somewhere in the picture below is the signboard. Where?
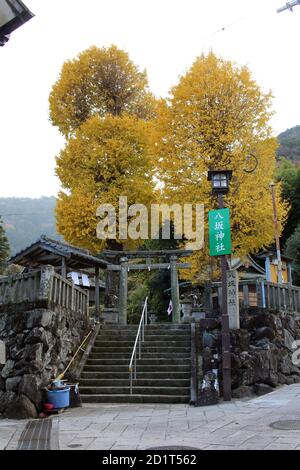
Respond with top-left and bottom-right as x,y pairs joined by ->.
208,208 -> 232,257
227,270 -> 240,330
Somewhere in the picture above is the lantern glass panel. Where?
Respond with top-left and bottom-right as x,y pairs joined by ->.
213,174 -> 228,189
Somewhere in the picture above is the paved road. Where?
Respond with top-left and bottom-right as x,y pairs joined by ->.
2,384 -> 300,450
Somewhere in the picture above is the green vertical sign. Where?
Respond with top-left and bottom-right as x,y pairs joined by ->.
209,208 -> 232,257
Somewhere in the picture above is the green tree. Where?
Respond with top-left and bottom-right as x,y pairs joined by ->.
277,158 -> 300,244
126,222 -> 182,323
0,217 -> 10,274
144,221 -> 182,322
285,224 -> 300,286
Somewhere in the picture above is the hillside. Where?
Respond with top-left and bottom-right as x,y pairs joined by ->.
277,125 -> 300,162
0,197 -> 59,256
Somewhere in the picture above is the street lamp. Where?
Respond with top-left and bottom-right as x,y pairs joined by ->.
0,0 -> 34,47
208,170 -> 232,197
208,169 -> 232,402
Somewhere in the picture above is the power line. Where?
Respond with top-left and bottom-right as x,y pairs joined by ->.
201,1 -> 298,45
0,212 -> 54,217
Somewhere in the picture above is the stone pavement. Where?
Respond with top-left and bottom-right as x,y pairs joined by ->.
2,384 -> 300,450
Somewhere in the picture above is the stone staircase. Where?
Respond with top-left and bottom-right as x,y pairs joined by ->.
79,324 -> 191,403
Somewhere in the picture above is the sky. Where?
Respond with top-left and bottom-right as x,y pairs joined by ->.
0,0 -> 299,198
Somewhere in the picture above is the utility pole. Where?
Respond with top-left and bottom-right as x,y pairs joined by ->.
277,0 -> 300,13
270,182 -> 284,284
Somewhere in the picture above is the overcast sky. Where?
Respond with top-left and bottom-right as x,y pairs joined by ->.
0,0 -> 299,198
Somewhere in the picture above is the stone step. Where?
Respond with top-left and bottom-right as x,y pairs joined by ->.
88,353 -> 191,360
80,323 -> 191,404
79,386 -> 190,396
144,333 -> 190,339
80,378 -> 190,387
91,349 -> 191,355
94,340 -> 190,347
145,324 -> 190,329
101,323 -> 188,328
97,330 -> 191,338
80,371 -> 190,379
99,325 -> 189,334
101,325 -> 139,329
81,394 -> 190,404
83,364 -> 190,372
91,346 -> 191,354
86,357 -> 191,365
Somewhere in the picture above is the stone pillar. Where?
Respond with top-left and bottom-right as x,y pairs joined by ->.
170,256 -> 180,323
104,270 -> 111,307
38,265 -> 55,302
227,270 -> 240,330
61,257 -> 67,279
119,257 -> 128,325
0,340 -> 6,365
95,266 -> 100,322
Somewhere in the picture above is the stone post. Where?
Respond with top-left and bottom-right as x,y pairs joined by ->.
227,270 -> 240,330
38,265 -> 55,303
95,266 -> 100,322
61,257 -> 67,279
0,340 -> 6,365
119,257 -> 128,325
170,255 -> 180,323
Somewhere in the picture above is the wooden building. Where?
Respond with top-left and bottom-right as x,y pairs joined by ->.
8,235 -> 108,319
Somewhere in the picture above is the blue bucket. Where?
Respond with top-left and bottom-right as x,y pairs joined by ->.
47,387 -> 70,409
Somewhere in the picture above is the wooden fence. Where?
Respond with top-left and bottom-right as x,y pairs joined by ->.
0,269 -> 41,305
212,278 -> 300,313
49,272 -> 89,316
0,266 -> 89,316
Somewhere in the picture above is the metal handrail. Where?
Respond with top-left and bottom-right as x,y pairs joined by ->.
129,297 -> 148,394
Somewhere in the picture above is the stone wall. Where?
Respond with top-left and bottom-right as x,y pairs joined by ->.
198,310 -> 300,402
0,306 -> 90,419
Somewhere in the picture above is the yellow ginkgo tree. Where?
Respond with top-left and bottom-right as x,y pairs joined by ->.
55,114 -> 156,252
50,45 -> 158,253
155,53 -> 288,281
49,45 -> 157,138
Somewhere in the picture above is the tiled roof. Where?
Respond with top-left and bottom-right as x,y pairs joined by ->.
9,235 -> 108,269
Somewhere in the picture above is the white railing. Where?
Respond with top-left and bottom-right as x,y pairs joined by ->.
129,297 -> 148,394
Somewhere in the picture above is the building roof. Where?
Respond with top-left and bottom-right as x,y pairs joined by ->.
229,255 -> 266,275
256,251 -> 294,263
9,235 -> 108,270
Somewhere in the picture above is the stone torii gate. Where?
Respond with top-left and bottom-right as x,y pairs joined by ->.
102,250 -> 192,325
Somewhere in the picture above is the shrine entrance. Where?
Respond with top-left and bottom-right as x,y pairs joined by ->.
102,250 -> 193,325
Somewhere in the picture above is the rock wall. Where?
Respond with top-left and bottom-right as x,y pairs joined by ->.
198,310 -> 300,401
0,306 -> 90,419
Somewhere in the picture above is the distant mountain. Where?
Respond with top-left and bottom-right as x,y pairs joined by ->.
277,125 -> 300,162
0,197 -> 59,256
